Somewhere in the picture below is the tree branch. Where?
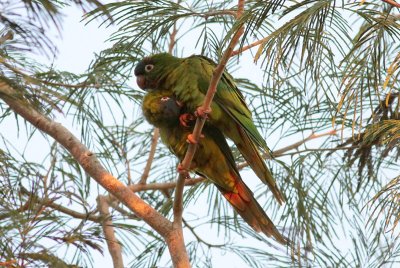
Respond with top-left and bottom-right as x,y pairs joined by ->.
231,37 -> 268,57
173,0 -> 246,228
200,10 -> 237,18
182,218 -> 225,248
97,195 -> 124,268
0,82 -> 172,236
0,82 -> 192,267
0,260 -> 16,267
383,0 -> 400,7
237,129 -> 337,169
139,128 -> 160,184
1,61 -> 95,89
273,129 -> 337,156
0,30 -> 13,44
168,18 -> 178,54
129,130 -> 339,196
132,177 -> 206,192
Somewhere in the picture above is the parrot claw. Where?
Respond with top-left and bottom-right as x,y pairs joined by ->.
177,163 -> 188,174
195,106 -> 212,118
179,113 -> 195,127
186,133 -> 204,144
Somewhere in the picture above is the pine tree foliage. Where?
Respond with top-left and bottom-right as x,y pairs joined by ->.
1,0 -> 400,267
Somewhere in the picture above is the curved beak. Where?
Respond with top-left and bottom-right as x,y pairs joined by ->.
136,75 -> 146,90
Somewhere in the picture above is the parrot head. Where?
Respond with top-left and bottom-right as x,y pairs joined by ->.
142,91 -> 183,128
134,53 -> 180,91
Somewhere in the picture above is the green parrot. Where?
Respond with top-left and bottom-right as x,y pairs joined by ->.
141,90 -> 287,244
135,53 -> 284,205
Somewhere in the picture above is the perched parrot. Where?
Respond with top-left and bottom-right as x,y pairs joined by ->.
135,53 -> 284,204
141,90 -> 287,244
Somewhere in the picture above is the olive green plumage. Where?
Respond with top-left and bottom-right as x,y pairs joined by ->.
135,53 -> 284,204
141,90 -> 287,244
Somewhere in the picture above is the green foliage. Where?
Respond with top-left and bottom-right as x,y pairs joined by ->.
1,0 -> 400,267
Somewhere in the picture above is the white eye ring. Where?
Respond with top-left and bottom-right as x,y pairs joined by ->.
160,96 -> 170,102
145,64 -> 154,72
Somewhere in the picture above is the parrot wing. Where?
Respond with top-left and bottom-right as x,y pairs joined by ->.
198,125 -> 287,244
180,55 -> 271,153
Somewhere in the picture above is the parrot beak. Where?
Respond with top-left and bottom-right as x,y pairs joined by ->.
136,75 -> 146,89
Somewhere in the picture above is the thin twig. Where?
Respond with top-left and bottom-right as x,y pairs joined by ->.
1,61 -> 93,89
110,138 -> 132,185
43,144 -> 57,197
168,19 -> 178,54
383,0 -> 400,7
278,146 -> 358,156
132,177 -> 206,192
19,179 -> 101,223
133,130 -> 339,194
139,5 -> 179,185
182,218 -> 225,248
97,195 -> 124,268
0,30 -> 13,44
200,10 -> 237,18
139,128 -> 160,184
237,129 -> 337,169
173,0 -> 246,226
274,129 -> 337,156
0,260 -> 16,267
231,37 -> 268,57
108,201 -> 139,220
47,200 -> 100,222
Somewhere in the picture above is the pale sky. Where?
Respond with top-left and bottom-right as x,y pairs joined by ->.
7,2 -> 395,267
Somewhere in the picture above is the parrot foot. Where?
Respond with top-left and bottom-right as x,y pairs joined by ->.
186,133 -> 204,144
177,163 -> 188,174
179,113 -> 195,127
195,106 -> 212,119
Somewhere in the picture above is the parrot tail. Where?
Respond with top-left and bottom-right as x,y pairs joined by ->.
235,127 -> 285,205
217,177 -> 288,245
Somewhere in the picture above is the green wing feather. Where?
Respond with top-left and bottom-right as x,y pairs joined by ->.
178,55 -> 271,153
140,53 -> 283,203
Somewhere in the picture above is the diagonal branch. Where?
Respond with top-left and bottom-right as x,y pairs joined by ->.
182,218 -> 225,248
382,0 -> 400,7
237,129 -> 337,170
273,129 -> 337,156
132,177 -> 206,192
20,186 -> 102,222
231,37 -> 268,57
124,130 -> 338,195
0,82 -> 172,237
0,81 -> 191,267
139,127 -> 160,184
173,0 -> 246,226
97,195 -> 124,268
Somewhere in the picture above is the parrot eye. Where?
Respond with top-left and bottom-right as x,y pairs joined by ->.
145,64 -> 154,72
160,96 -> 170,102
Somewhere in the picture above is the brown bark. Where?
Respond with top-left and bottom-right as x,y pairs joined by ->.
165,226 -> 190,268
139,127 -> 160,184
0,82 -> 191,267
97,195 -> 124,268
173,0 -> 246,227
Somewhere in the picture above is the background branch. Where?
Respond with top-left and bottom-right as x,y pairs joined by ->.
0,82 -> 193,267
97,195 -> 124,268
19,187 -> 101,222
139,128 -> 160,184
383,0 -> 400,7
